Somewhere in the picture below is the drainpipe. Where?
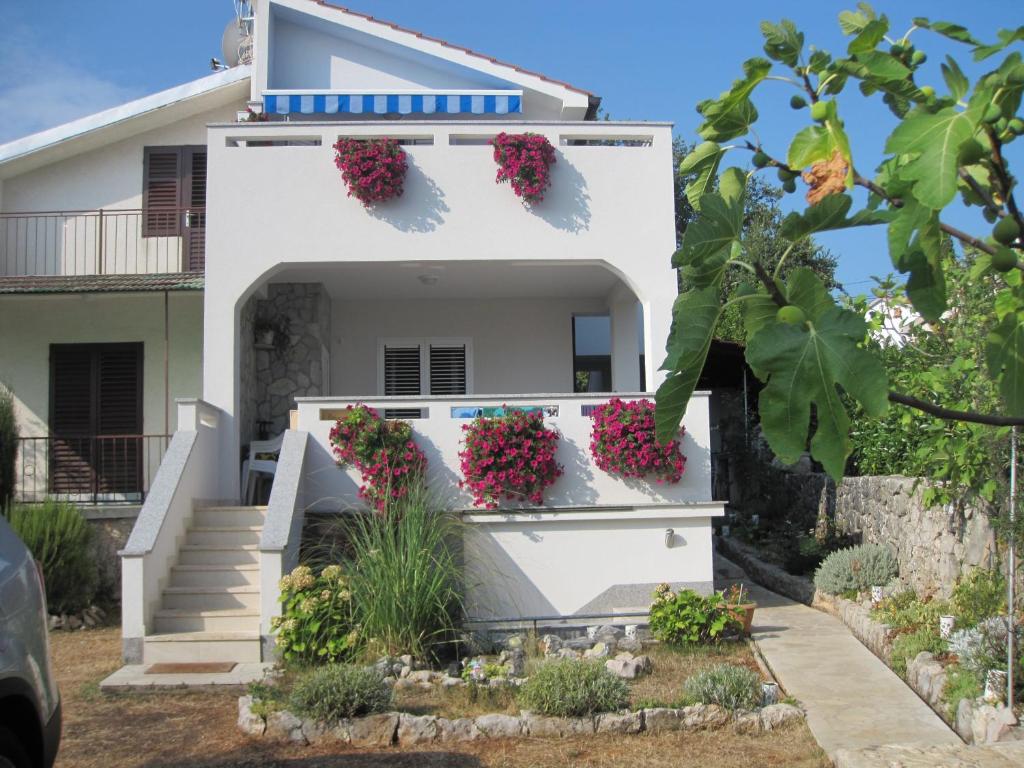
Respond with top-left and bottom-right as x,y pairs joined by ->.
164,290 -> 170,436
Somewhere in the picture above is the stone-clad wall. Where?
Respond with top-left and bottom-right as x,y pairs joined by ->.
821,476 -> 996,599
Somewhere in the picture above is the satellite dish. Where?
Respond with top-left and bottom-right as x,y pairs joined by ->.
221,19 -> 243,67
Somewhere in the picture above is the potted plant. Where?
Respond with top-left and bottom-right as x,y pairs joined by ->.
489,132 -> 557,204
253,316 -> 290,352
332,137 -> 408,207
724,583 -> 757,636
589,397 -> 686,483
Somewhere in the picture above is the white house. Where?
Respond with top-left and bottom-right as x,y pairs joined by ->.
0,0 -> 723,666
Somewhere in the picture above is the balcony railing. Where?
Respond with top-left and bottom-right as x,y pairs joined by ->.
0,208 -> 204,278
14,434 -> 170,505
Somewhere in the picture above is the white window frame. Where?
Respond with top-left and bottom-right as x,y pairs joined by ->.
376,337 -> 474,397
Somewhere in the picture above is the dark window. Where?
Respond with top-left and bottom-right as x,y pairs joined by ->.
49,343 -> 143,497
572,315 -> 612,392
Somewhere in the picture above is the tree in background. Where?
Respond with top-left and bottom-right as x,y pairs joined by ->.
674,137 -> 838,343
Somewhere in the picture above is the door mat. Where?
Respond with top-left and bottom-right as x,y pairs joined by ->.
146,662 -> 236,674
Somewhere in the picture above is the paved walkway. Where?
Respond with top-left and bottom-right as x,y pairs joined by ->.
715,555 -> 960,758
834,741 -> 1024,767
100,662 -> 273,691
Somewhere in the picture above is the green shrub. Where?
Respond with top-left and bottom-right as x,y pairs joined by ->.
871,590 -> 949,633
944,665 -> 983,718
338,482 -> 463,660
288,664 -> 393,721
813,543 -> 897,595
648,585 -> 740,645
273,564 -> 358,665
9,500 -> 97,613
0,385 -> 16,515
951,568 -> 1006,629
891,626 -> 946,678
681,664 -> 762,710
517,660 -> 629,716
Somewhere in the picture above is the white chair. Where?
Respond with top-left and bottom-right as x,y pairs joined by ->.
240,432 -> 284,505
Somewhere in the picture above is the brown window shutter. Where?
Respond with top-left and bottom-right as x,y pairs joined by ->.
429,345 -> 467,395
184,148 -> 207,272
143,147 -> 182,237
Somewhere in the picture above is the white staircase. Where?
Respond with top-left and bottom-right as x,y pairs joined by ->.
143,505 -> 266,663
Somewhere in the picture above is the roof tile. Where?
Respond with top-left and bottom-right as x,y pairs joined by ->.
0,273 -> 204,295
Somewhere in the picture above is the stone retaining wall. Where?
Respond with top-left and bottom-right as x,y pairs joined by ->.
716,536 -> 816,605
238,697 -> 804,746
82,506 -> 138,601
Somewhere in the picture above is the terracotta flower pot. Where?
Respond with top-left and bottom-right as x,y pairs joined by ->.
732,603 -> 757,636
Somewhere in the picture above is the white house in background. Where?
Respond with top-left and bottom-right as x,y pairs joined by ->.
0,0 -> 723,667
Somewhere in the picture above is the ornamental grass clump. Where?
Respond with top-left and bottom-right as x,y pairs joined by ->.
332,137 -> 408,206
813,543 -> 897,596
0,384 -> 16,514
681,664 -> 762,710
288,664 -> 393,721
342,481 -> 463,660
329,404 -> 426,512
490,132 -> 556,203
590,397 -> 686,483
459,409 -> 563,508
517,660 -> 629,716
272,564 -> 359,665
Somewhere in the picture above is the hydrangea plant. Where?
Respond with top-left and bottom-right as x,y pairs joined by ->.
272,564 -> 359,664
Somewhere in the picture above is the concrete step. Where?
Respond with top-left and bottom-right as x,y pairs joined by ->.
161,586 -> 260,611
178,544 -> 259,566
193,506 -> 267,528
170,564 -> 260,588
153,608 -> 260,634
186,526 -> 262,547
143,631 -> 262,664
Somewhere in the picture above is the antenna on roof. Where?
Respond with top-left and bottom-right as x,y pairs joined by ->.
221,0 -> 254,67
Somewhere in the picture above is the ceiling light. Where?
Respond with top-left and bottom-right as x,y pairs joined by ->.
418,274 -> 439,285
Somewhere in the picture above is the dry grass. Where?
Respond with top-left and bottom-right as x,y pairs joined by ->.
50,628 -> 829,768
629,641 -> 762,708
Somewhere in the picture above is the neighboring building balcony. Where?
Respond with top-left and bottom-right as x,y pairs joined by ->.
0,207 -> 205,279
14,434 -> 170,505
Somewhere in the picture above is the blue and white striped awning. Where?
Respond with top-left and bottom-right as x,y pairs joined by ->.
262,91 -> 522,116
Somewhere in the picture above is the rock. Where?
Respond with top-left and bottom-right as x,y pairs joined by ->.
541,634 -> 562,655
399,665 -> 412,679
614,652 -> 634,661
564,637 -> 593,651
82,612 -> 97,628
759,703 -> 803,731
523,713 -> 594,737
416,681 -> 433,691
970,702 -> 1018,744
236,696 -> 265,736
616,636 -> 643,654
633,655 -> 653,675
595,711 -> 643,734
442,717 -> 482,742
556,648 -> 579,660
47,615 -> 61,631
498,650 -> 510,665
643,708 -> 685,733
733,710 -> 762,734
397,714 -> 442,745
393,678 -> 415,691
90,604 -> 106,620
594,624 -> 624,639
441,676 -> 465,689
408,670 -> 433,684
605,658 -> 639,679
583,642 -> 609,659
682,704 -> 730,729
345,713 -> 399,748
382,677 -> 395,688
474,714 -> 523,738
504,635 -> 525,650
907,652 -> 946,710
266,711 -> 306,743
399,654 -> 413,668
446,661 -> 462,678
67,615 -> 83,630
506,649 -> 526,678
301,718 -> 331,744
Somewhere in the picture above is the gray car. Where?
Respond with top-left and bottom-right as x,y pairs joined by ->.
0,513 -> 61,768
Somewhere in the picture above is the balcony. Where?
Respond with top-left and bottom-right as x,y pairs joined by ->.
15,434 -> 170,505
0,208 -> 204,278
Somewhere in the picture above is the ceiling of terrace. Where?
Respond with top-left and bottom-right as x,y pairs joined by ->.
267,260 -> 627,300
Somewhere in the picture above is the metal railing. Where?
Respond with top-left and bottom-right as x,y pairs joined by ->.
14,434 -> 170,505
0,208 -> 204,277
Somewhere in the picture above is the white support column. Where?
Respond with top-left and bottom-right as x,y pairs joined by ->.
642,283 -> 677,393
610,291 -> 642,392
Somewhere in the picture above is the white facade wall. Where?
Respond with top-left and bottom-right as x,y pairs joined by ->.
0,292 -> 204,437
1,104 -> 242,214
332,296 -> 607,396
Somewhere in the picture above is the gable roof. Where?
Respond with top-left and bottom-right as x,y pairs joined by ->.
0,66 -> 250,179
308,1 -> 595,98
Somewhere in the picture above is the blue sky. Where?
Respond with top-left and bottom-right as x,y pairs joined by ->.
1,0 -> 1019,291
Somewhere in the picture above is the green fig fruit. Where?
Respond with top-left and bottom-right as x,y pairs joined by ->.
984,207 -> 998,224
958,139 -> 986,166
810,101 -> 829,122
776,305 -> 807,325
992,247 -> 1018,273
984,104 -> 1002,124
911,50 -> 927,65
777,167 -> 797,182
1009,118 -> 1024,136
790,94 -> 807,110
752,151 -> 770,168
890,43 -> 905,56
783,178 -> 797,194
919,85 -> 935,99
994,216 -> 1022,245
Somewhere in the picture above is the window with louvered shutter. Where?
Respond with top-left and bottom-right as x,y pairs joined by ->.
429,345 -> 467,395
383,345 -> 423,419
143,147 -> 182,237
